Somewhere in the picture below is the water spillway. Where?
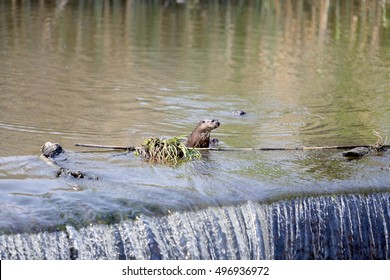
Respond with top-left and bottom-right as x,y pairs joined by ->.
1,0 -> 390,262
1,192 -> 389,260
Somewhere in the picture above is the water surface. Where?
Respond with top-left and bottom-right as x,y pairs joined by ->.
1,0 -> 390,234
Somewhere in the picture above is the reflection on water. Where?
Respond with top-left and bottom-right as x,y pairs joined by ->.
1,0 -> 389,155
0,0 -> 390,234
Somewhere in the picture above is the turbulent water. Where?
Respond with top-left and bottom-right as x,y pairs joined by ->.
1,192 -> 389,260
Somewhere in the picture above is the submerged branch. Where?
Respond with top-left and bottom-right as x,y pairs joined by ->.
75,143 -> 390,152
75,143 -> 138,151
198,145 -> 390,151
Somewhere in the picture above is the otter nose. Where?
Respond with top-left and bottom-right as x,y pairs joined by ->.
213,119 -> 220,126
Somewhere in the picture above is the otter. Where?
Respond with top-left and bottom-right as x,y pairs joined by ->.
185,119 -> 220,148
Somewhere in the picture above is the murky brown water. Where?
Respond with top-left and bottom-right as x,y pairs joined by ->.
1,0 -> 390,156
1,0 -> 390,233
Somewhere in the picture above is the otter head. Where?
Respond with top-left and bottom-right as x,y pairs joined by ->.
197,119 -> 220,132
185,119 -> 220,148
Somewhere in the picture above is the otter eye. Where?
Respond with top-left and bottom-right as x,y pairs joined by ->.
202,120 -> 205,123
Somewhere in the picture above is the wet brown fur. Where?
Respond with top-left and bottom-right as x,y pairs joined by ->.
185,119 -> 220,148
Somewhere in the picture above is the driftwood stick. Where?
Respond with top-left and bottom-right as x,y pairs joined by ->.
197,145 -> 378,151
75,143 -> 138,151
75,143 -> 390,151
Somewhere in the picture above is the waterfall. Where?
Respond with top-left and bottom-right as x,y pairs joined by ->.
1,192 -> 389,260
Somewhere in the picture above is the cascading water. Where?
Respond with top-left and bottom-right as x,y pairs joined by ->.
1,192 -> 389,260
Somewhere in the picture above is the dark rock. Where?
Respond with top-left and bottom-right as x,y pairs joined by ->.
40,142 -> 98,180
342,147 -> 371,159
41,142 -> 64,158
56,168 -> 85,179
233,110 -> 246,116
210,138 -> 219,147
381,165 -> 390,171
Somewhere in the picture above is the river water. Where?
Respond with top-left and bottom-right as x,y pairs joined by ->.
1,0 -> 390,259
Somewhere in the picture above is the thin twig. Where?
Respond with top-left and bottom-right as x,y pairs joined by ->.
198,145 -> 385,151
75,143 -> 390,151
75,143 -> 138,151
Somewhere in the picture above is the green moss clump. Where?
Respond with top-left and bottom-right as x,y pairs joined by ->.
135,137 -> 201,165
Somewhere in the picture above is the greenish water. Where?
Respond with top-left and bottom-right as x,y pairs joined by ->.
1,0 -> 390,233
